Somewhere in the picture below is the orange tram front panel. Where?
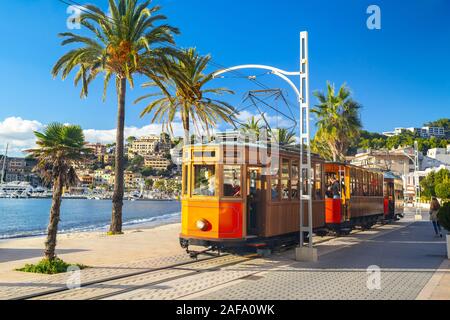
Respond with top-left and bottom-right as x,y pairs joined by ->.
181,199 -> 243,240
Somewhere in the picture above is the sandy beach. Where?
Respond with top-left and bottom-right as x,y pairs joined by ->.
0,222 -> 184,283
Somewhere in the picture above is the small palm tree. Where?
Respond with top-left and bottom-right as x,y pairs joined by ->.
312,82 -> 362,161
26,123 -> 90,261
52,0 -> 179,234
240,116 -> 263,140
136,48 -> 236,144
273,128 -> 296,146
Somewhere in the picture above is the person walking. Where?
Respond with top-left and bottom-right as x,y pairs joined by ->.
430,197 -> 443,238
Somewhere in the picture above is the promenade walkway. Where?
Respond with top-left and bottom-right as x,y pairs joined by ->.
188,211 -> 449,300
0,210 -> 448,300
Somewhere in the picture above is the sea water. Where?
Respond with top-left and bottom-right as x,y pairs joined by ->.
0,199 -> 181,239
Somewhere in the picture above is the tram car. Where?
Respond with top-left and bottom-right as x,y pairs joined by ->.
383,172 -> 405,220
179,141 -> 403,254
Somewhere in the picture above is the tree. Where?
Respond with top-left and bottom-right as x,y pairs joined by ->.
153,179 -> 166,191
136,48 -> 236,145
436,182 -> 450,200
52,0 -> 179,234
127,155 -> 144,172
273,128 -> 296,146
126,136 -> 137,145
145,178 -> 154,189
26,123 -> 90,261
312,82 -> 362,161
240,116 -> 263,140
420,169 -> 450,199
425,118 -> 450,132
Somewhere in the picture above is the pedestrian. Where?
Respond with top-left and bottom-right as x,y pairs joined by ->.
430,197 -> 442,238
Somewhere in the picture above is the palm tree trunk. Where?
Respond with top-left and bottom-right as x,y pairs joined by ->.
182,112 -> 190,146
110,77 -> 126,234
44,175 -> 63,261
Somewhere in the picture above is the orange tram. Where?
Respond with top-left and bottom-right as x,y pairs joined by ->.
179,142 -> 404,255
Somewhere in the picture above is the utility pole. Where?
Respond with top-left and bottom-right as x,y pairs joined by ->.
414,140 -> 422,220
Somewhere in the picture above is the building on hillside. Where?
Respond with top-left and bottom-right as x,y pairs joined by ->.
382,126 -> 445,138
404,164 -> 450,202
86,143 -> 107,157
350,148 -> 416,177
2,157 -> 39,185
128,135 -> 170,159
170,145 -> 183,172
427,146 -> 450,166
124,171 -> 143,188
144,156 -> 171,171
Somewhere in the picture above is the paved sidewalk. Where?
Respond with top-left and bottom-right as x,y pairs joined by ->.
190,214 -> 448,300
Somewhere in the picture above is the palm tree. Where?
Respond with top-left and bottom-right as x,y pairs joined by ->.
52,0 -> 179,234
273,128 -> 296,146
240,116 -> 263,140
312,82 -> 362,161
135,48 -> 236,145
26,123 -> 90,261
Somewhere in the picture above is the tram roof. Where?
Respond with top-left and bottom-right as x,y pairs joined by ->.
185,141 -> 322,158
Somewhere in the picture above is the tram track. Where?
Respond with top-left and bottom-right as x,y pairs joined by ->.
25,254 -> 257,300
14,220 -> 397,300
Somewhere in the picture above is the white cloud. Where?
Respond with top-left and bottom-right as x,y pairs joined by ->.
0,117 -> 186,156
0,117 -> 44,156
83,122 -> 185,144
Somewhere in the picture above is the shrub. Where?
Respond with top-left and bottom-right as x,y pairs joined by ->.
16,258 -> 87,275
436,182 -> 450,200
437,202 -> 450,232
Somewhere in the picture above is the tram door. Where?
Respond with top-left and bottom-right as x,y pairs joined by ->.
247,167 -> 261,236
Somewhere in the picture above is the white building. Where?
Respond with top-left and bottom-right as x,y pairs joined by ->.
382,126 -> 445,138
427,146 -> 450,166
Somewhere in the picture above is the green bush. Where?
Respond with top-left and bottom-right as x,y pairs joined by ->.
16,258 -> 87,275
438,202 -> 450,232
436,182 -> 450,200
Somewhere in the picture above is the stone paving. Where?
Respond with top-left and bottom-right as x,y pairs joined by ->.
190,216 -> 447,300
0,253 -> 209,300
1,210 -> 447,300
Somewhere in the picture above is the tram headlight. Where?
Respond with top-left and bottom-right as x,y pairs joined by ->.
196,219 -> 209,231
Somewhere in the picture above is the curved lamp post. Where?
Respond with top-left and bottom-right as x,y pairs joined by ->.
213,31 -> 317,261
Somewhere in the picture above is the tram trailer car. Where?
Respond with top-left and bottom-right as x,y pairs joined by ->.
383,172 -> 405,220
179,143 -> 403,254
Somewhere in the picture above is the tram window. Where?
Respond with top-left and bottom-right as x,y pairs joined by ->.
291,162 -> 299,199
194,151 -> 216,158
183,165 -> 188,195
223,166 -> 241,197
314,163 -> 322,199
192,165 -> 216,196
271,178 -> 279,201
281,159 -> 290,200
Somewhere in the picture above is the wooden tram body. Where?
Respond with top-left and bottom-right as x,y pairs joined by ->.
179,142 -> 403,252
383,172 -> 405,220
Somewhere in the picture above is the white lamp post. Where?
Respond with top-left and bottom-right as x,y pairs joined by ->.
213,31 -> 317,261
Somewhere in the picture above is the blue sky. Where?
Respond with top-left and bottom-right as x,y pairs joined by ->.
0,0 -> 449,155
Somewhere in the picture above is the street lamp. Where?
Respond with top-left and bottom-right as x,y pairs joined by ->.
401,141 -> 421,219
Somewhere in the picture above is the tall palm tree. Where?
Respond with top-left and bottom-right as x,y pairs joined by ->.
52,0 -> 179,234
312,82 -> 362,161
26,123 -> 90,261
135,48 -> 236,145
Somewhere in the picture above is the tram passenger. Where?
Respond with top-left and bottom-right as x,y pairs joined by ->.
330,177 -> 341,199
